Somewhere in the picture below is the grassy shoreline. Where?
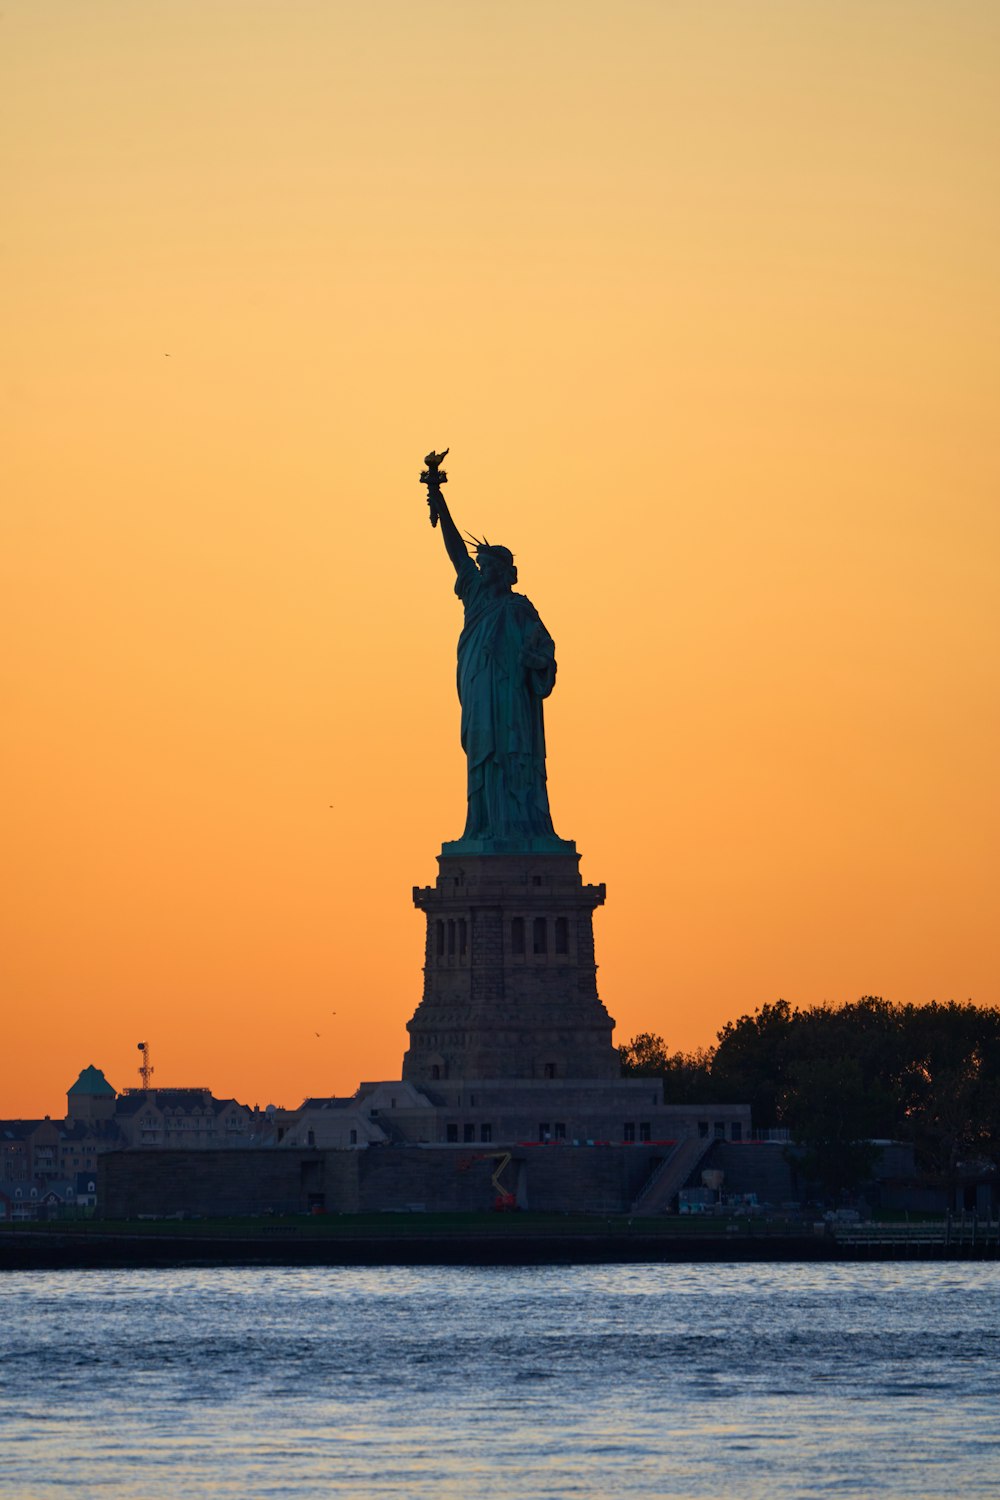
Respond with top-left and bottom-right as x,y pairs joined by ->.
2,1211 -> 787,1238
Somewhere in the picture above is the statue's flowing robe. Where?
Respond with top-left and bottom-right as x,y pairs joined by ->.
455,556 -> 557,840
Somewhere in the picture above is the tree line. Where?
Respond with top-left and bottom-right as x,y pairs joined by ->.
619,998 -> 1000,1197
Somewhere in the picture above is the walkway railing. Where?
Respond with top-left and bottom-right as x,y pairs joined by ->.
830,1217 -> 1000,1248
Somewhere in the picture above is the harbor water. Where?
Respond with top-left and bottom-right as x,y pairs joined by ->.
2,1261 -> 997,1498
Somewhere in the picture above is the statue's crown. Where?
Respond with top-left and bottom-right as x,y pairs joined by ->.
466,533 -> 514,566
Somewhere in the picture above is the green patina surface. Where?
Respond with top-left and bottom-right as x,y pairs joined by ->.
67,1064 -> 116,1097
426,459 -> 570,852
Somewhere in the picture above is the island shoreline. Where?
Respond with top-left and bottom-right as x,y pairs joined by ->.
2,1229 -> 996,1271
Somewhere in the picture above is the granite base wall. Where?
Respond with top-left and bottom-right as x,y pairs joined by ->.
355,1143 -> 662,1214
100,1150 -> 361,1219
703,1142 -> 800,1204
99,1144 -> 669,1219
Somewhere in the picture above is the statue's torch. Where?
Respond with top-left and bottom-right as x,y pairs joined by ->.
420,447 -> 449,527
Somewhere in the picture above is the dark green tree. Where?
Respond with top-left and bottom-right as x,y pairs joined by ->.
618,1033 -> 718,1103
618,1032 -> 672,1076
622,997 -> 1000,1198
897,1000 -> 1000,1182
780,1055 -> 883,1198
711,999 -> 799,1127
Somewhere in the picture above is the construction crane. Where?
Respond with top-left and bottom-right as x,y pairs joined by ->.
136,1041 -> 154,1092
458,1149 -> 517,1210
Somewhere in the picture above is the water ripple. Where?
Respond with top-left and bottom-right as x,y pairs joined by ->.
1,1262 -> 997,1498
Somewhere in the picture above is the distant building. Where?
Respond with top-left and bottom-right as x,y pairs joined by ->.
1,1122 -> 34,1183
4,1180 -> 42,1221
66,1064 -> 117,1124
0,1067 -> 258,1219
114,1088 -> 256,1149
75,1171 -> 98,1211
271,1082 -> 437,1150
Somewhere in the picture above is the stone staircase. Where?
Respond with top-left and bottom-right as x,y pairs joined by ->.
631,1134 -> 715,1216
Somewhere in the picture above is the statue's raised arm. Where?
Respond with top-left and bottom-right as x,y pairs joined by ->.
420,448 -> 469,576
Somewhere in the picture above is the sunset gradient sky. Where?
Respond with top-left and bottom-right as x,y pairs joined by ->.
3,1 -> 998,1117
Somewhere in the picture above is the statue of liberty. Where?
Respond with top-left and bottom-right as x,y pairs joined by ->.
420,450 -> 571,851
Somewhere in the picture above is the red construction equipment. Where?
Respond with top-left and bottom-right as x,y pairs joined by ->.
456,1149 -> 518,1210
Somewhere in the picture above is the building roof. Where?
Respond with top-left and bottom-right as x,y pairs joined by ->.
112,1093 -> 155,1118
115,1091 -> 203,1116
114,1090 -> 249,1118
0,1121 -> 47,1141
68,1065 -> 116,1098
41,1180 -> 76,1200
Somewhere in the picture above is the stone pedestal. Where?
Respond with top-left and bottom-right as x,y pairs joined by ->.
402,849 -> 618,1083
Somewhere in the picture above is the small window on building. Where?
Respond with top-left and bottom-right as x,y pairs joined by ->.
731,1122 -> 742,1142
539,1122 -> 550,1141
533,917 -> 547,954
714,1121 -> 726,1140
512,917 -> 525,955
431,1064 -> 440,1080
349,1129 -> 357,1145
623,1122 -> 636,1143
448,919 -> 456,956
532,874 -> 543,886
458,919 -> 468,956
446,1124 -> 459,1143
639,1122 -> 651,1143
480,1124 -> 493,1143
436,922 -> 445,958
554,1122 -> 566,1140
554,916 -> 569,954
697,1121 -> 709,1139
307,1130 -> 316,1147
543,1061 -> 556,1080
463,1123 -> 475,1143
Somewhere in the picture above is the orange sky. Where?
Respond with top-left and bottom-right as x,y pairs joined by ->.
3,1 -> 998,1117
